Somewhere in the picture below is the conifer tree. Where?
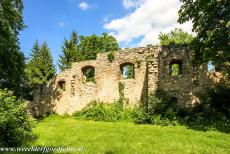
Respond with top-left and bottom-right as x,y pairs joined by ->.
25,41 -> 55,87
58,32 -> 119,71
58,31 -> 82,71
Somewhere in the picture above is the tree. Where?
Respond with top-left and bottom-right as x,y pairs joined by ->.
58,32 -> 119,71
178,0 -> 230,76
58,31 -> 82,71
79,33 -> 119,61
0,0 -> 25,94
100,33 -> 119,52
159,28 -> 194,45
25,41 -> 55,88
79,34 -> 101,60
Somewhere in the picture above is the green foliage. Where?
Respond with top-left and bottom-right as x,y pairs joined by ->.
79,34 -> 102,60
58,31 -> 82,71
184,85 -> 230,131
159,28 -> 194,45
82,67 -> 95,83
73,100 -> 132,122
131,107 -> 150,124
178,0 -> 230,76
121,64 -> 134,79
73,91 -> 179,126
126,65 -> 134,79
58,32 -> 119,71
132,90 -> 180,125
118,82 -> 125,102
0,89 -> 35,146
75,86 -> 230,131
107,51 -> 115,62
100,33 -> 119,52
73,86 -> 230,131
131,87 -> 230,130
171,64 -> 180,76
0,0 -> 26,95
79,33 -> 119,61
25,41 -> 56,87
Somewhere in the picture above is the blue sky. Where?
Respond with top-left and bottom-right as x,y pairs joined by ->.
20,0 -> 125,63
19,0 -> 193,68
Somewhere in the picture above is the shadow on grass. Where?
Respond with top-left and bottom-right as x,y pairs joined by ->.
183,121 -> 230,133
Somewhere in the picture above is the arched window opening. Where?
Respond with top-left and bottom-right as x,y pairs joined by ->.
169,60 -> 183,76
58,80 -> 66,91
120,63 -> 134,79
82,66 -> 95,83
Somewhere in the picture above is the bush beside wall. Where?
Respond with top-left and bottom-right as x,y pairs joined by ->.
73,100 -> 133,122
0,89 -> 35,146
73,86 -> 230,132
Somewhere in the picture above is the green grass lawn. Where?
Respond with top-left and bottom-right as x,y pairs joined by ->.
28,115 -> 230,154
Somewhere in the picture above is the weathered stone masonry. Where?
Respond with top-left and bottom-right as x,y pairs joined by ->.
31,45 -> 210,116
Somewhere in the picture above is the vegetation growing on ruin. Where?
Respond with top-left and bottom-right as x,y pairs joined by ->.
73,100 -> 133,122
118,82 -> 125,102
107,51 -> 115,62
73,87 -> 230,132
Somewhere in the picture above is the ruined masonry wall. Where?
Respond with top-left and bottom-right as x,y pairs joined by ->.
31,45 -> 209,116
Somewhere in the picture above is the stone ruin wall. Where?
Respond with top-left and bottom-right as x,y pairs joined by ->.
30,45 -> 210,116
157,46 -> 210,106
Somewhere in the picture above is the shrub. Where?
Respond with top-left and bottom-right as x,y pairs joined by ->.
107,51 -> 115,62
132,90 -> 180,125
183,85 -> 230,131
131,106 -> 150,124
73,100 -> 124,122
119,108 -> 133,121
0,89 -> 35,146
73,86 -> 230,131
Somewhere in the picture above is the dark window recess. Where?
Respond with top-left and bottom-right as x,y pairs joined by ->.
120,63 -> 134,79
58,80 -> 66,91
82,66 -> 95,83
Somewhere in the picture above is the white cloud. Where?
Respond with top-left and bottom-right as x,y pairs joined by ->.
122,0 -> 143,9
79,2 -> 89,10
104,0 -> 193,47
